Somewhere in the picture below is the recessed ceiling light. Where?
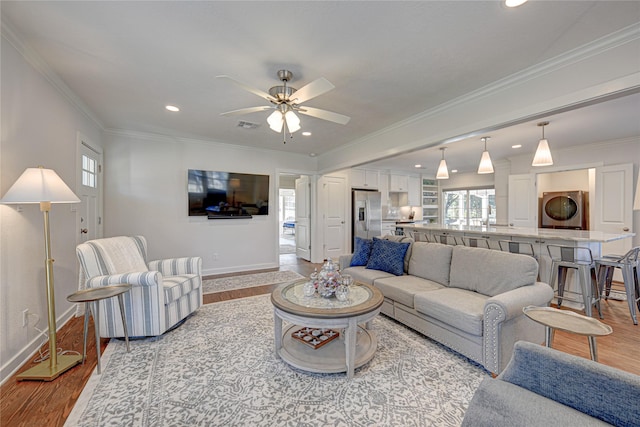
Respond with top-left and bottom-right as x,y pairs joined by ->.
512,144 -> 522,149
505,0 -> 527,7
309,153 -> 317,157
451,169 -> 458,173
414,164 -> 422,168
302,131 -> 312,136
165,105 -> 180,112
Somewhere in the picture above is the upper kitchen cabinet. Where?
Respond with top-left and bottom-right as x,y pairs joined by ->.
351,168 -> 379,189
389,174 -> 409,192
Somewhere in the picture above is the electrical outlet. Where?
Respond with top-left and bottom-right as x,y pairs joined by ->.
22,309 -> 29,327
212,252 -> 218,261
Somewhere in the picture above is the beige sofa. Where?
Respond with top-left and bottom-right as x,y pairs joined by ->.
339,238 -> 554,374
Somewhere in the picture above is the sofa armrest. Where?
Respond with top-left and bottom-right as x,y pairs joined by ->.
149,257 -> 202,276
338,254 -> 353,270
86,271 -> 162,288
485,282 -> 554,322
498,341 -> 640,426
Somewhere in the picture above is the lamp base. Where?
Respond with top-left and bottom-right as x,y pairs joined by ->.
17,354 -> 82,381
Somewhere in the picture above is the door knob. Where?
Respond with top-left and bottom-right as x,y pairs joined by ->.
80,228 -> 88,234
623,227 -> 629,232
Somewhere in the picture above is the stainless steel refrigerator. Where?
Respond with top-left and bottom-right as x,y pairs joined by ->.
352,190 -> 382,251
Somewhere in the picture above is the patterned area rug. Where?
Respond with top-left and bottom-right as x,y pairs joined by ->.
66,295 -> 488,426
202,270 -> 304,294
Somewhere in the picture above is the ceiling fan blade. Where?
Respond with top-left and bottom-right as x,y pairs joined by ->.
216,75 -> 275,102
297,106 -> 351,125
220,106 -> 273,116
289,77 -> 335,104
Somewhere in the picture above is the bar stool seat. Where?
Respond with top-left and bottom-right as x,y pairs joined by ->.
67,284 -> 132,374
547,245 -> 602,319
434,234 -> 457,245
595,247 -> 640,325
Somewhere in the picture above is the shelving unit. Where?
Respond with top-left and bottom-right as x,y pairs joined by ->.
422,177 -> 439,224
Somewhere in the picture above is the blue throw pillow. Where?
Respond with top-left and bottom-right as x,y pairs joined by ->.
350,237 -> 373,266
366,237 -> 410,276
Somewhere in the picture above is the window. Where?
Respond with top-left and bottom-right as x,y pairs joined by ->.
81,154 -> 97,188
279,189 -> 296,222
443,188 -> 495,226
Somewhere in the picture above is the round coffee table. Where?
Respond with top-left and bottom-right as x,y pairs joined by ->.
271,279 -> 384,379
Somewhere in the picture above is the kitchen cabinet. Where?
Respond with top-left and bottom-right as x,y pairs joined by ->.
422,177 -> 439,224
408,176 -> 420,206
389,174 -> 409,192
381,221 -> 396,236
379,173 -> 389,208
351,168 -> 379,189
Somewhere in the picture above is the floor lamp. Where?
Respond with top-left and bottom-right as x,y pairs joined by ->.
1,167 -> 83,381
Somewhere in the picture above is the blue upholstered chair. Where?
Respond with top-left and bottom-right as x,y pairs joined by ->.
76,236 -> 202,338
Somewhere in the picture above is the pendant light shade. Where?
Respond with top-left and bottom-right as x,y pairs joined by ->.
477,137 -> 494,174
436,147 -> 449,180
267,107 -> 301,134
284,110 -> 301,133
532,121 -> 554,167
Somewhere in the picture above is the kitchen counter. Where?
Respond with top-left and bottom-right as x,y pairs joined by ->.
400,224 -> 634,243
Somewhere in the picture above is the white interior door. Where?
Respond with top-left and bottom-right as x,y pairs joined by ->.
295,176 -> 311,261
77,135 -> 103,243
323,176 -> 347,260
594,163 -> 633,260
508,174 -> 537,228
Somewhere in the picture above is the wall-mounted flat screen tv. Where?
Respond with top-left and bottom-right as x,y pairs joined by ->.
188,169 -> 269,218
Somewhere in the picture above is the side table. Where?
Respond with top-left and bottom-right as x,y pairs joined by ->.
523,305 -> 612,361
67,284 -> 132,374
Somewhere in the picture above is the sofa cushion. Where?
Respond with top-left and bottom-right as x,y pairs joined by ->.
341,266 -> 394,286
366,237 -> 410,276
414,288 -> 488,336
374,275 -> 444,308
350,237 -> 373,266
408,242 -> 453,286
461,377 -> 610,427
449,246 -> 538,296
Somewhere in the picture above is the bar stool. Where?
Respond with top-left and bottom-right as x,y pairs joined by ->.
595,246 -> 640,325
460,236 -> 490,248
547,245 -> 602,319
67,284 -> 132,374
499,240 -> 540,280
411,231 -> 430,242
434,234 -> 457,245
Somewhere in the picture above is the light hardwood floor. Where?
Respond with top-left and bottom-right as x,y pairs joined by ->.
2,255 -> 638,427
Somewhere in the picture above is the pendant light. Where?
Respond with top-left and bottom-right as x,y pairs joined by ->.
477,136 -> 494,174
532,121 -> 553,166
436,147 -> 449,180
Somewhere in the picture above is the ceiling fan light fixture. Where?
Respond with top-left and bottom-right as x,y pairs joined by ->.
436,147 -> 449,180
532,121 -> 554,167
267,110 -> 284,132
477,137 -> 494,174
284,110 -> 301,133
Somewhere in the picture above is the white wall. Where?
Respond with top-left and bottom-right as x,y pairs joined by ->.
102,131 -> 317,275
0,36 -> 103,383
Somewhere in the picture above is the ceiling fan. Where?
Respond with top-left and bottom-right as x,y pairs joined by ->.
217,70 -> 350,143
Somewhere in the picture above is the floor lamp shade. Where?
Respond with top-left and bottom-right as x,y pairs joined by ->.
0,167 -> 80,204
1,167 -> 82,381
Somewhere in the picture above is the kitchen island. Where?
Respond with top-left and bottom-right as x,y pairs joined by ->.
399,224 -> 635,309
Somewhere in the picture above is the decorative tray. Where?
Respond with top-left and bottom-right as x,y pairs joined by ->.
291,327 -> 340,349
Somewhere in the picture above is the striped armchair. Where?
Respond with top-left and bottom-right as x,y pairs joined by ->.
76,236 -> 202,338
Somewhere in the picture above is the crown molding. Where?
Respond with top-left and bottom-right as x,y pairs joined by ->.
325,22 -> 640,158
1,17 -> 105,131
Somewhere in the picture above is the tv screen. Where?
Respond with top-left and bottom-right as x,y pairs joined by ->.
188,169 -> 269,218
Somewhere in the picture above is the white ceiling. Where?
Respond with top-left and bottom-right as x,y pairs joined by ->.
2,1 -> 639,173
